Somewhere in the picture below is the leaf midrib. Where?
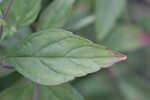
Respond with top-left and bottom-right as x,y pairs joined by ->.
5,56 -> 120,59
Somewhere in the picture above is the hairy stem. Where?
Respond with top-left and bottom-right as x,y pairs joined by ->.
33,84 -> 38,100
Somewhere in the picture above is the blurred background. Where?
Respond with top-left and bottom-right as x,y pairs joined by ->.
1,0 -> 150,100
68,0 -> 150,100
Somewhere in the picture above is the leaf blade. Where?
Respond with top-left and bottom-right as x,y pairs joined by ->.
0,82 -> 84,100
3,29 -> 126,85
37,0 -> 75,30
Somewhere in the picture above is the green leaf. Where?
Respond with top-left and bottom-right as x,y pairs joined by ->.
38,83 -> 84,100
3,29 -> 126,85
0,0 -> 41,27
12,0 -> 41,26
0,68 -> 14,78
0,72 -> 21,91
119,77 -> 150,100
0,0 -> 4,3
0,9 -> 2,16
37,0 -> 75,30
102,25 -> 142,51
0,18 -> 6,26
0,26 -> 32,48
0,0 -> 41,38
64,0 -> 92,31
137,17 -> 150,33
0,82 -> 34,100
73,72 -> 122,100
0,82 -> 84,100
96,0 -> 126,40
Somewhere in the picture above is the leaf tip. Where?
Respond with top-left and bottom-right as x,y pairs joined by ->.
106,48 -> 127,62
112,50 -> 127,63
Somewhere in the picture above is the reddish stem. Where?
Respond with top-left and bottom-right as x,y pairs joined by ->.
0,0 -> 14,38
0,26 -> 3,38
2,0 -> 14,19
33,84 -> 38,100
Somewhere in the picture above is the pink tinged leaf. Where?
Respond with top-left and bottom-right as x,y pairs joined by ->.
105,48 -> 127,68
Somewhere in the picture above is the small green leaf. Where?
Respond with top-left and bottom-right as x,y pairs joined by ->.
37,0 -> 75,30
0,18 -> 6,25
0,26 -> 32,47
0,0 -> 41,27
0,82 -> 84,100
12,0 -> 41,26
102,25 -> 142,51
3,29 -> 126,85
0,0 -> 41,39
96,0 -> 126,40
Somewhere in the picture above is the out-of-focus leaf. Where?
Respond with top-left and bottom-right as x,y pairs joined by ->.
75,23 -> 97,42
12,0 -> 41,26
0,82 -> 84,100
64,0 -> 92,31
3,29 -> 126,85
0,26 -> 32,53
41,0 -> 52,10
96,0 -> 126,40
0,19 -> 6,25
0,0 -> 41,38
73,71 -> 123,100
102,25 -> 143,51
67,15 -> 95,31
0,72 -> 21,92
0,9 -> 2,16
0,0 -> 41,26
37,0 -> 75,30
137,17 -> 150,33
0,68 -> 14,78
0,82 -> 34,100
119,76 -> 150,100
38,84 -> 84,100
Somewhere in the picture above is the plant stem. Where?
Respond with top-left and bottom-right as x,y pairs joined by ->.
0,0 -> 14,38
33,84 -> 38,100
0,26 -> 3,38
2,0 -> 14,19
0,61 -> 13,69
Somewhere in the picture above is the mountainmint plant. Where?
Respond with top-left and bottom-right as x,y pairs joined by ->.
0,0 -> 127,100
